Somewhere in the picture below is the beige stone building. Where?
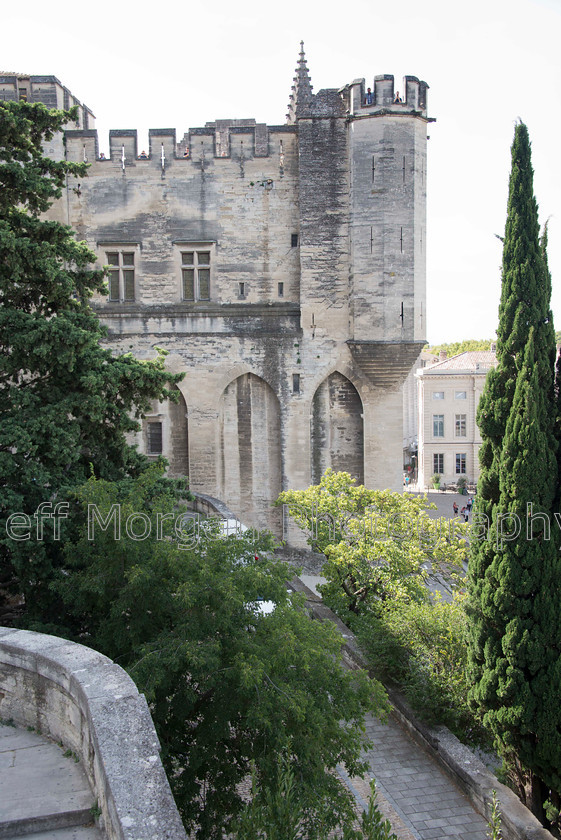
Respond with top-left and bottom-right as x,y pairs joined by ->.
402,349 -> 438,477
416,350 -> 497,490
2,49 -> 433,540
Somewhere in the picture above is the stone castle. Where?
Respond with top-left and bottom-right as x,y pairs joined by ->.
1,47 -> 432,539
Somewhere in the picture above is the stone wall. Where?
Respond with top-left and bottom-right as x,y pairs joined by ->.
0,627 -> 187,840
43,61 -> 433,539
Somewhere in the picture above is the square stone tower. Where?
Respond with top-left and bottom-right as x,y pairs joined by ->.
44,45 -> 433,539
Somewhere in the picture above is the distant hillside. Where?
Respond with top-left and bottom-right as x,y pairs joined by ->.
425,339 -> 494,356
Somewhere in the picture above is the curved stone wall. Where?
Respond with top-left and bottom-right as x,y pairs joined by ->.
0,627 -> 187,840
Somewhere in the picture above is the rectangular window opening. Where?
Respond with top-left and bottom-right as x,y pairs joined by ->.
238,282 -> 246,298
433,414 -> 444,438
105,250 -> 135,302
180,248 -> 212,301
278,282 -> 284,298
292,373 -> 300,394
455,414 -> 467,437
433,453 -> 444,474
147,421 -> 163,455
291,233 -> 299,248
456,453 -> 467,474
109,271 -> 119,301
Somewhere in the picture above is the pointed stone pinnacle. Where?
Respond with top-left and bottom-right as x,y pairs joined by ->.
286,41 -> 314,123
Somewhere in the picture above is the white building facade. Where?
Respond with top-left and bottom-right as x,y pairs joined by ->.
416,351 -> 497,489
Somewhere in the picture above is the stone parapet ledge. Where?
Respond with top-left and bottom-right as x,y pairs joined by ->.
0,627 -> 187,840
288,577 -> 554,840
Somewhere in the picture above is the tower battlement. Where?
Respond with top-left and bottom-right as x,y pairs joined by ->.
345,74 -> 429,117
0,74 -> 94,127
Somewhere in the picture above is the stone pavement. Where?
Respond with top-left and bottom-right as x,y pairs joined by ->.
406,489 -> 472,521
356,712 -> 489,839
0,722 -> 104,839
351,492 -> 490,837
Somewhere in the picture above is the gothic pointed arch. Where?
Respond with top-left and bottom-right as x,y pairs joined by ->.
311,371 -> 364,485
219,373 -> 282,534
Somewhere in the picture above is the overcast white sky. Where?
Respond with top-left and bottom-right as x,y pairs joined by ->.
4,0 -> 560,344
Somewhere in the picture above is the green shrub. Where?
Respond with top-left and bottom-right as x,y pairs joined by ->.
353,595 -> 489,744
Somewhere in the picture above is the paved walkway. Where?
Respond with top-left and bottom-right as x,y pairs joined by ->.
0,722 -> 104,839
352,492 -> 490,837
356,712 -> 489,839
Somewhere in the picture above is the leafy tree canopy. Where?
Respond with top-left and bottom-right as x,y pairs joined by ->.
278,470 -> 467,615
425,339 -> 495,357
56,466 -> 388,839
0,100 -> 182,619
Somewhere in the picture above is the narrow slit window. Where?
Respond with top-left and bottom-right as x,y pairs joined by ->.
123,271 -> 135,301
292,374 -> 300,394
182,268 -> 195,300
291,233 -> 299,247
198,269 -> 210,300
278,282 -> 284,298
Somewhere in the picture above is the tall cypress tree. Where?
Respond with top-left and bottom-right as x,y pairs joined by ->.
467,123 -> 561,817
0,100 -> 182,623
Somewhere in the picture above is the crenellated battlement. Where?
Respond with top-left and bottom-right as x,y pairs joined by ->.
344,74 -> 430,118
63,121 -> 296,165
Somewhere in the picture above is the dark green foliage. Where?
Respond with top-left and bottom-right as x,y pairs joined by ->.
0,100 -> 182,620
58,467 -> 388,839
467,123 -> 561,808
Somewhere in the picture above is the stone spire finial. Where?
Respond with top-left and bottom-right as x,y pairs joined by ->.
286,41 -> 314,123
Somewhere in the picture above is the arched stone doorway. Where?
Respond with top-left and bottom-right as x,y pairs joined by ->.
311,372 -> 364,485
219,373 -> 282,534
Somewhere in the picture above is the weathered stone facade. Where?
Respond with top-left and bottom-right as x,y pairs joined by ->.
5,48 -> 432,540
